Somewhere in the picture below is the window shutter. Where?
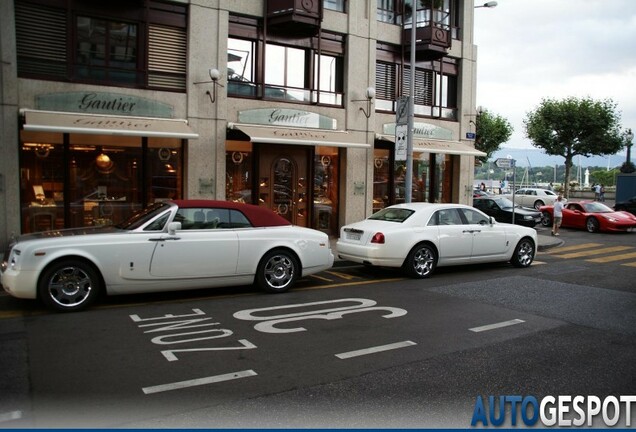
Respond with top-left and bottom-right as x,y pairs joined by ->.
148,24 -> 187,90
15,2 -> 67,78
403,67 -> 433,105
375,62 -> 396,100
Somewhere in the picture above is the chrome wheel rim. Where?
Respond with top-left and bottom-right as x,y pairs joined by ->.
264,254 -> 294,289
586,219 -> 597,232
47,266 -> 93,308
517,241 -> 534,266
412,247 -> 435,276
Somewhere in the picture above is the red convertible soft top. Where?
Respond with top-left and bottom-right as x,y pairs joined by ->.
170,200 -> 291,228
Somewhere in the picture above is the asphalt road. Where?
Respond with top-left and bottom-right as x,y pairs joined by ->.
1,224 -> 635,428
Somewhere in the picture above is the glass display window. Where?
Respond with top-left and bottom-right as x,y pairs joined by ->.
225,140 -> 253,203
313,146 -> 340,235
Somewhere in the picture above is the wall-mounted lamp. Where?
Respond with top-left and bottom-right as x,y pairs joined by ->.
475,1 -> 497,8
353,87 -> 376,118
194,68 -> 224,103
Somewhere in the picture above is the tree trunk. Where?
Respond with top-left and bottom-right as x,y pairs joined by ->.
564,157 -> 573,198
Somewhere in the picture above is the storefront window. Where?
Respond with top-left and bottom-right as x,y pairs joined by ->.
20,132 -> 65,233
313,147 -> 340,235
19,130 -> 184,233
225,140 -> 253,203
147,138 -> 184,204
373,148 -> 391,212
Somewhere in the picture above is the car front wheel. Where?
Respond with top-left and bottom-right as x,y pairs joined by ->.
541,211 -> 552,227
403,243 -> 437,278
256,249 -> 299,293
38,259 -> 102,312
586,217 -> 600,233
511,238 -> 535,268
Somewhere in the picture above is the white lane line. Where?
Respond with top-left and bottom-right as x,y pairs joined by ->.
142,369 -> 257,395
335,340 -> 417,359
0,410 -> 23,423
469,319 -> 525,333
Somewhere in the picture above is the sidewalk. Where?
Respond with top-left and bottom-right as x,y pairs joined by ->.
329,232 -> 562,265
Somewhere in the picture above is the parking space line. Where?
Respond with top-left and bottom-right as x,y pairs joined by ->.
324,270 -> 361,281
335,340 -> 417,359
142,369 -> 257,395
623,262 -> 636,267
308,274 -> 334,282
469,319 -> 525,333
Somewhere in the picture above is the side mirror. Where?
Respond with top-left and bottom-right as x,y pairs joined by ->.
167,221 -> 181,235
489,216 -> 495,225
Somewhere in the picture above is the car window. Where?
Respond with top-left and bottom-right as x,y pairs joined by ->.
544,190 -> 557,196
460,208 -> 490,225
516,189 -> 526,195
228,209 -> 252,228
175,208 -> 208,230
144,212 -> 170,231
369,207 -> 415,223
429,209 -> 463,226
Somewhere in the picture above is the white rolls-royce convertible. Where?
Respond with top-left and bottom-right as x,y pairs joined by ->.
1,200 -> 334,312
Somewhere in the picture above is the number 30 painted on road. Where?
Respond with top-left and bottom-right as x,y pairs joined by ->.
233,298 -> 407,334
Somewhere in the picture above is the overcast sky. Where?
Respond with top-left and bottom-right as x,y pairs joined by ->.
473,0 -> 636,152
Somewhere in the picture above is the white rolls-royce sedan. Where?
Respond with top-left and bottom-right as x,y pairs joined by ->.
1,200 -> 334,312
337,203 -> 537,278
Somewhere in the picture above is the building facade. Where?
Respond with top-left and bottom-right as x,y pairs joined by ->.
0,0 -> 483,250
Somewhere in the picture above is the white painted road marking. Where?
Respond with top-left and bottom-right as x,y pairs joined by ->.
0,410 -> 22,423
469,319 -> 525,333
142,369 -> 257,395
335,340 -> 417,359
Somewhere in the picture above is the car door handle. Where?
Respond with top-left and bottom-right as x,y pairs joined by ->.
149,236 -> 181,242
463,230 -> 474,233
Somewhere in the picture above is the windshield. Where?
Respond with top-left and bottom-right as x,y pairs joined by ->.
582,202 -> 613,213
116,202 -> 172,230
369,207 -> 415,223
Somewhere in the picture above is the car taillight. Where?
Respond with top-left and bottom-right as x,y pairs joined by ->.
371,232 -> 385,244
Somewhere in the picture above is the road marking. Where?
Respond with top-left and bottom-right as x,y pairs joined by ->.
0,411 -> 22,423
587,251 -> 636,263
552,246 -> 633,259
308,273 -> 334,282
623,262 -> 636,267
532,260 -> 547,265
335,340 -> 417,359
546,243 -> 602,253
142,369 -> 257,395
325,270 -> 361,281
469,319 -> 525,333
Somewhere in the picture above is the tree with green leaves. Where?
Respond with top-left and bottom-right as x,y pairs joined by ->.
474,109 -> 513,164
524,97 -> 624,198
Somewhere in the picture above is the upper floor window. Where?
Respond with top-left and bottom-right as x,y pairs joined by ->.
324,0 -> 346,12
15,0 -> 187,91
228,18 -> 345,106
375,44 -> 458,120
377,0 -> 460,39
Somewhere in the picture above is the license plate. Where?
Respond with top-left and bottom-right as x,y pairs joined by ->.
347,232 -> 361,241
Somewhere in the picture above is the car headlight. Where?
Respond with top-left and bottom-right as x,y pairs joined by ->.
604,216 -> 618,222
523,215 -> 533,220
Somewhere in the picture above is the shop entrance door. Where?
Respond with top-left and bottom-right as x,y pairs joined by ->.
258,145 -> 309,227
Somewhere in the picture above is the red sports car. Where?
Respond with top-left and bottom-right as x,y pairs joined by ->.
540,200 -> 636,233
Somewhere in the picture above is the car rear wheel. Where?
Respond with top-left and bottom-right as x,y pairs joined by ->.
533,200 -> 545,210
510,238 -> 535,268
256,249 -> 298,293
403,243 -> 437,278
38,259 -> 102,312
586,217 -> 600,233
541,211 -> 552,227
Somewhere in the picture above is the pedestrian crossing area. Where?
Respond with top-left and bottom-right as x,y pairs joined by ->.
543,242 -> 636,267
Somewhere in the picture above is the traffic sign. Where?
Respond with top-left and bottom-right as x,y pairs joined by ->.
495,158 -> 514,169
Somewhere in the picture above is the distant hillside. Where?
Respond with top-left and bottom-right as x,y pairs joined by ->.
490,147 -> 627,169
